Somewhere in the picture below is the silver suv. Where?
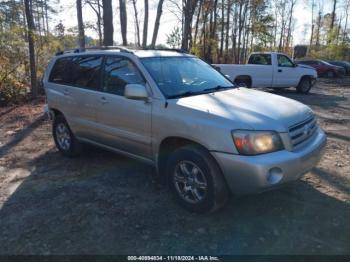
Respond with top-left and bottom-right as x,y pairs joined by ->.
43,47 -> 327,213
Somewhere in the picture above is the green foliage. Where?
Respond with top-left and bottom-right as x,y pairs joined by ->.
166,27 -> 182,49
0,22 -> 81,104
0,26 -> 29,104
310,41 -> 350,61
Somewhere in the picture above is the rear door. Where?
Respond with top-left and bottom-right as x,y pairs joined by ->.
93,55 -> 152,159
272,54 -> 299,87
66,55 -> 104,139
47,56 -> 77,122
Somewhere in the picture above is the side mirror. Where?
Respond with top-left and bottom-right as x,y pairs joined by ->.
124,84 -> 148,100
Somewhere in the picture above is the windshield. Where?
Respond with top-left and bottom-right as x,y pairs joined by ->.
141,57 -> 234,98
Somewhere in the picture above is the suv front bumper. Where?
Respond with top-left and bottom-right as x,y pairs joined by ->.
211,128 -> 327,195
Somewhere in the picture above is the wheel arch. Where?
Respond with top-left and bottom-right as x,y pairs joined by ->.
298,75 -> 312,85
156,136 -> 212,183
49,108 -> 64,121
234,75 -> 252,87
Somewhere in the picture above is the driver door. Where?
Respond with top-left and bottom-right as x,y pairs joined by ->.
273,54 -> 299,87
93,55 -> 152,159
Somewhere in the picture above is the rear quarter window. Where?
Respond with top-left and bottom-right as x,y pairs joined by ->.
49,55 -> 102,90
49,57 -> 72,84
247,54 -> 272,65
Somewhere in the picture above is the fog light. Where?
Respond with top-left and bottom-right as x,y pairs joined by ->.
267,167 -> 283,185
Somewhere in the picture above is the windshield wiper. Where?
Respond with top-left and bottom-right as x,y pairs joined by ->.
202,85 -> 235,93
167,85 -> 235,99
167,91 -> 199,99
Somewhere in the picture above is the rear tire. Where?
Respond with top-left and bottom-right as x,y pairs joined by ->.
53,114 -> 82,157
296,77 -> 311,94
166,145 -> 229,213
235,78 -> 251,88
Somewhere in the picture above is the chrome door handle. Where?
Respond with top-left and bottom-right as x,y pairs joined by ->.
63,89 -> 70,95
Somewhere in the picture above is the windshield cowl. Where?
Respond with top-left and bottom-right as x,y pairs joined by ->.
167,85 -> 236,99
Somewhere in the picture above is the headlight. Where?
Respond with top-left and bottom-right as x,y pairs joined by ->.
232,130 -> 283,155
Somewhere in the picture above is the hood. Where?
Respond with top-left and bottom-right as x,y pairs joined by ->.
298,64 -> 315,70
334,65 -> 345,70
174,88 -> 313,132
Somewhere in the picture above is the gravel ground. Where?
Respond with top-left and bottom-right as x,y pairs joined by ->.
0,78 -> 349,255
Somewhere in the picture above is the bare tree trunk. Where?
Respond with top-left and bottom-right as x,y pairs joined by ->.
151,0 -> 165,48
225,0 -> 231,62
315,11 -> 321,48
219,0 -> 224,60
102,0 -> 114,45
119,0 -> 127,45
237,2 -> 247,63
206,1 -> 214,62
44,0 -> 49,34
330,0 -> 337,30
211,0 -> 218,62
285,0 -> 296,51
308,0 -> 315,55
181,0 -> 199,51
277,1 -> 288,52
24,0 -> 37,98
231,3 -> 238,63
212,0 -> 218,38
41,1 -> 47,36
142,0 -> 149,47
97,0 -> 102,46
193,0 -> 203,46
131,0 -> 141,46
201,4 -> 210,58
76,0 -> 85,49
86,0 -> 103,45
35,2 -> 43,47
344,0 -> 349,41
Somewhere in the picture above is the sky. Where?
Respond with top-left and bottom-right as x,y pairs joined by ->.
53,0 -> 335,47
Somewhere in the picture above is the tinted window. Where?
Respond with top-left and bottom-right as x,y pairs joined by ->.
103,56 -> 144,96
248,54 -> 272,65
70,56 -> 102,89
49,57 -> 72,84
277,55 -> 294,67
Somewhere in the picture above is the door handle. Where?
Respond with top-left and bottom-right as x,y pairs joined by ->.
63,89 -> 70,95
100,97 -> 108,104
278,69 -> 282,72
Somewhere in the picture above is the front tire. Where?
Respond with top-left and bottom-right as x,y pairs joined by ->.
296,77 -> 312,94
53,114 -> 82,157
166,145 -> 229,213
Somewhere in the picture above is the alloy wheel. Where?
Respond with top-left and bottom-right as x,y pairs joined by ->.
173,160 -> 208,204
55,122 -> 71,151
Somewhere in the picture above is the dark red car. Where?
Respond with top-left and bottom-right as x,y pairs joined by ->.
296,59 -> 345,77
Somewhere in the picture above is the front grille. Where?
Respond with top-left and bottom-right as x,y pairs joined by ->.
289,116 -> 317,147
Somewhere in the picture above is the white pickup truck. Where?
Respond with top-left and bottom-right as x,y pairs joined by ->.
213,52 -> 317,94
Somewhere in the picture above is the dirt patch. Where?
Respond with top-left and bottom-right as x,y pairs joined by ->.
0,78 -> 349,255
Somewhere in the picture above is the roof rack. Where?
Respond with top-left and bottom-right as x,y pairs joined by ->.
141,47 -> 188,53
85,46 -> 132,53
55,46 -> 132,56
